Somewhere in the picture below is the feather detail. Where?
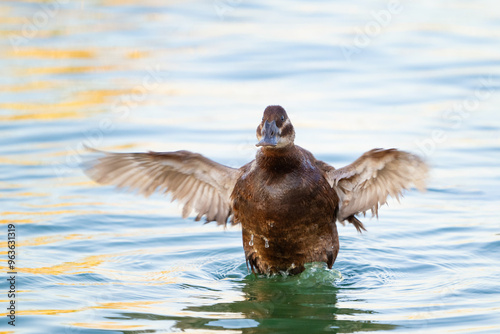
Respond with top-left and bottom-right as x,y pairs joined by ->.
322,148 -> 429,227
84,147 -> 240,225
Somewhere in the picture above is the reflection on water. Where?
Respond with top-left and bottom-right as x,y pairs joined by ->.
176,265 -> 396,333
1,0 -> 500,333
117,267 -> 396,333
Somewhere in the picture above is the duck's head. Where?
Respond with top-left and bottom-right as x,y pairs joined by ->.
256,105 -> 295,149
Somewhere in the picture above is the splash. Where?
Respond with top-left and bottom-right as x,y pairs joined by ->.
296,263 -> 342,287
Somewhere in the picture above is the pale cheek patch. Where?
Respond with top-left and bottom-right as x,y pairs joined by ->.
277,119 -> 295,147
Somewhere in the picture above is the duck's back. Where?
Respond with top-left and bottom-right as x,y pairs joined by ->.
231,146 -> 339,275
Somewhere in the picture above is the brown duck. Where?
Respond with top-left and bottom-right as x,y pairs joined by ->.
85,105 -> 428,275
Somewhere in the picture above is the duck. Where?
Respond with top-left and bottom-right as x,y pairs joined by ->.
84,105 -> 428,275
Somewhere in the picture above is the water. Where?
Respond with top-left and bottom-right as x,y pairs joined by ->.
1,0 -> 500,333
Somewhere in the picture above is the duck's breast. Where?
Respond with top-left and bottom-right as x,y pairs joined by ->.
231,150 -> 339,273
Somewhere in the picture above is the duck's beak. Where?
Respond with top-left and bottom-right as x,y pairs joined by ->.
256,120 -> 279,147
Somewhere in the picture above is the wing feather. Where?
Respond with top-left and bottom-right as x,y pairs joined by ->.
84,148 -> 240,225
324,148 -> 428,222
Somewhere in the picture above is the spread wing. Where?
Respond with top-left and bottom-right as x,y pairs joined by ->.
84,148 -> 240,225
324,148 -> 428,224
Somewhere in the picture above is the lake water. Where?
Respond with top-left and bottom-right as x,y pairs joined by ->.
1,0 -> 500,333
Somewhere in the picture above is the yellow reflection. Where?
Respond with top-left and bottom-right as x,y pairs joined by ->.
0,300 -> 164,318
0,309 -> 79,316
0,250 -> 181,284
69,322 -> 145,330
0,209 -> 107,223
0,111 -> 85,122
0,81 -> 53,92
0,182 -> 22,189
94,301 -> 164,311
107,143 -> 138,150
0,88 -> 136,121
0,219 -> 34,224
1,98 -> 97,112
9,48 -> 94,59
0,16 -> 26,25
11,230 -> 104,248
0,233 -> 87,249
127,50 -> 148,59
21,65 -> 115,76
0,192 -> 48,198
0,157 -> 40,166
11,254 -> 107,275
0,230 -> 117,249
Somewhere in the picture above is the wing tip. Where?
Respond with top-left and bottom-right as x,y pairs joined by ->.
344,215 -> 367,233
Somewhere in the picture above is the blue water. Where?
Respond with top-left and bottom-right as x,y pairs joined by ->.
1,0 -> 500,333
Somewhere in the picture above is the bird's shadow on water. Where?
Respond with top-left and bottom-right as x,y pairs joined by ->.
118,263 -> 397,333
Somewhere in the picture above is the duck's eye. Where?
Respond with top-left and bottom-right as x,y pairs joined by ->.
281,115 -> 285,121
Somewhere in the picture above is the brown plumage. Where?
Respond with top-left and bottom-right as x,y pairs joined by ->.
84,105 -> 429,275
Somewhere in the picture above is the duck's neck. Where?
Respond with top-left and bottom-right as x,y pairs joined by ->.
257,145 -> 300,174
